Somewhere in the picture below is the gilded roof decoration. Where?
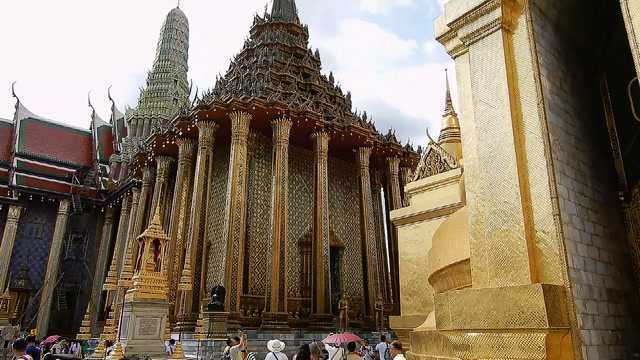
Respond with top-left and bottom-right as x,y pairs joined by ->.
412,132 -> 459,181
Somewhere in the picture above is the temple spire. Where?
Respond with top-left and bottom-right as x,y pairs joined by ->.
443,69 -> 456,117
271,0 -> 299,23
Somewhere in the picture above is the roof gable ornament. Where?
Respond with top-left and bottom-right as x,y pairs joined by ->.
412,128 -> 459,181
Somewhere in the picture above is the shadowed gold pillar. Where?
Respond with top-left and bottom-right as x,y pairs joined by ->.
387,157 -> 402,311
119,188 -> 140,290
149,156 -> 175,226
132,167 -> 155,263
222,111 -> 252,317
37,199 -> 71,337
167,138 -> 196,322
89,206 -> 115,336
177,121 -> 218,328
357,147 -> 380,319
0,205 -> 23,290
311,130 -> 331,318
372,171 -> 391,304
262,116 -> 292,329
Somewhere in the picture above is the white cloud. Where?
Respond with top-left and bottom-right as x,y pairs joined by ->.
356,0 -> 414,14
422,40 -> 438,56
0,0 -> 454,148
315,17 -> 456,145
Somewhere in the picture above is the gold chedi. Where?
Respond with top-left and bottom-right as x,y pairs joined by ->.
76,305 -> 92,341
125,209 -> 169,301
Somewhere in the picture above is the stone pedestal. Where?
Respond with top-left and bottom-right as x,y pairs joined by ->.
120,300 -> 169,358
260,312 -> 290,332
204,311 -> 229,339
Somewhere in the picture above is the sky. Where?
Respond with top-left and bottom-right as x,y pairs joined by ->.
0,0 -> 455,146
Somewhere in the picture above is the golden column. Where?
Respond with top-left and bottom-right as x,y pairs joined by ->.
371,171 -> 391,304
310,130 -> 332,322
386,156 -> 402,311
100,194 -> 135,336
119,188 -> 141,288
132,167 -> 155,262
37,199 -> 71,337
88,206 -> 116,336
167,138 -> 196,322
177,120 -> 218,328
0,205 -> 23,290
357,147 -> 380,321
262,116 -> 292,329
149,156 -> 175,226
221,111 -> 252,318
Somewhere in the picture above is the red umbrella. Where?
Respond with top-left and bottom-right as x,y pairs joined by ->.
322,332 -> 362,345
40,335 -> 61,347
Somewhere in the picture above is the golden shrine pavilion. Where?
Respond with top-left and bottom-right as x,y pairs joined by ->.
0,0 -> 417,338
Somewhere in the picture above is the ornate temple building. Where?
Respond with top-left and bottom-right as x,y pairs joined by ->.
390,0 -> 640,359
0,0 -> 417,339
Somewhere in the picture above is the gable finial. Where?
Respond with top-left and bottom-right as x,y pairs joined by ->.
88,91 -> 97,120
11,81 -> 18,102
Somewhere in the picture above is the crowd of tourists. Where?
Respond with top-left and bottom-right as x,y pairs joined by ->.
9,335 -> 85,360
219,334 -> 405,360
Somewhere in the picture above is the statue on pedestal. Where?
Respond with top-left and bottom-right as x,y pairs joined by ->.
207,286 -> 226,312
338,295 -> 350,331
374,297 -> 385,331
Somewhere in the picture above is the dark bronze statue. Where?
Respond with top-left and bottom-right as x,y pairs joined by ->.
207,285 -> 226,312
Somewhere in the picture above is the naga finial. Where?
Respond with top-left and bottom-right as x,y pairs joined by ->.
88,91 -> 96,116
11,81 -> 18,101
426,128 -> 436,144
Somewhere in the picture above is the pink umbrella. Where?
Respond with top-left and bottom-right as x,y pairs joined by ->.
40,335 -> 61,347
322,332 -> 362,345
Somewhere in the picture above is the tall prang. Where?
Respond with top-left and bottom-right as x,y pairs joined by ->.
125,7 -> 190,144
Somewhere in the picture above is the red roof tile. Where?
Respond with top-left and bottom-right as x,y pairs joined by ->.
0,122 -> 13,164
17,118 -> 93,167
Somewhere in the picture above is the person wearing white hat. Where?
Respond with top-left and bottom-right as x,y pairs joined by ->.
266,339 -> 288,360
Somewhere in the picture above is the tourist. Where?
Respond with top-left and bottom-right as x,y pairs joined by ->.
388,342 -> 404,360
346,342 -> 360,360
358,340 -> 372,360
25,336 -> 41,360
326,342 -> 344,360
12,338 -> 34,360
293,344 -> 311,360
265,339 -> 288,360
229,333 -> 247,360
309,342 -> 326,360
375,335 -> 390,360
166,338 -> 176,356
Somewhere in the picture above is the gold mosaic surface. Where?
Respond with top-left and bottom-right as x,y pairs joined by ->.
329,156 -> 364,299
287,146 -> 314,297
245,134 -> 273,296
206,141 -> 230,291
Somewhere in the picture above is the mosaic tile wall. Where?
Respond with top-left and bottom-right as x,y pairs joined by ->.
245,134 -> 273,296
329,156 -> 364,298
287,145 -> 314,297
206,141 -> 230,292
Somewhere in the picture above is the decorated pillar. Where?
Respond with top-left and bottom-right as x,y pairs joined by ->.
177,121 -> 218,328
37,199 -> 71,337
0,205 -> 23,290
311,130 -> 331,319
357,147 -> 380,319
167,138 -> 196,321
386,156 -> 402,311
119,188 -> 141,288
221,111 -> 252,317
132,167 -> 155,262
371,171 -> 391,304
89,206 -> 116,336
149,156 -> 175,226
262,116 -> 292,329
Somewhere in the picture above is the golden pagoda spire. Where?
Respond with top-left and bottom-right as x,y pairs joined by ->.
438,69 -> 463,161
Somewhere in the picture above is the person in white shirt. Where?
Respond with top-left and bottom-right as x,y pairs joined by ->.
265,339 -> 288,360
388,341 -> 405,360
375,335 -> 389,360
